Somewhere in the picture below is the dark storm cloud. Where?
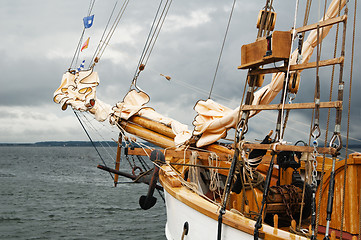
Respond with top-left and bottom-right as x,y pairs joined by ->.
0,0 -> 360,143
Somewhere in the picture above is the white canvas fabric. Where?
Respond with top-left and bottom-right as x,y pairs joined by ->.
53,69 -> 112,121
111,90 -> 192,146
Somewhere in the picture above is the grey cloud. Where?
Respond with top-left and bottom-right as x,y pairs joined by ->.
1,0 -> 360,144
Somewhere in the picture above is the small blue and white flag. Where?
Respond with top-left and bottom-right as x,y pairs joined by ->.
77,60 -> 86,72
83,15 -> 94,29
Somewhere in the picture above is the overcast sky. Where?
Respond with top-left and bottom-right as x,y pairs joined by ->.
1,0 -> 360,147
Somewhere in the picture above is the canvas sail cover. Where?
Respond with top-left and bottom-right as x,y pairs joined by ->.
53,69 -> 112,121
54,73 -> 191,146
111,90 -> 192,146
192,0 -> 346,147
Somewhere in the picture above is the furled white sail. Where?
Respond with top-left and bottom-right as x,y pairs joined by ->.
111,90 -> 192,146
53,69 -> 112,121
54,74 -> 192,146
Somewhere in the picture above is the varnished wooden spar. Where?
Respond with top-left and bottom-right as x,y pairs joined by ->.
118,114 -> 235,159
127,148 -> 232,162
119,119 -> 175,149
120,114 -> 338,158
129,116 -> 176,139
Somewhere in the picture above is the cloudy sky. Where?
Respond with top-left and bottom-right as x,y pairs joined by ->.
1,0 -> 360,147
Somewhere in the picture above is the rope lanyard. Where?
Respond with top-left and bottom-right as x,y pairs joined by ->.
329,1 -> 347,152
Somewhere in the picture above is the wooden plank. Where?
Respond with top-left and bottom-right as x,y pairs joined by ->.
291,57 -> 344,71
127,147 -> 232,162
317,155 -> 361,234
240,101 -> 342,111
241,143 -> 337,155
248,57 -> 344,75
295,15 -> 347,33
169,162 -> 229,170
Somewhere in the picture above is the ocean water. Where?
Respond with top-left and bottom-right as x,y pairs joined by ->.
0,146 -> 166,240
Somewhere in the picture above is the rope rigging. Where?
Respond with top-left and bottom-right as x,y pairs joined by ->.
208,0 -> 237,99
75,109 -> 166,203
278,0 -> 300,142
340,0 -> 356,238
130,0 -> 173,91
69,0 -> 131,70
69,0 -> 97,69
65,1 -> 359,236
88,1 -> 119,68
73,109 -> 114,180
90,0 -> 130,68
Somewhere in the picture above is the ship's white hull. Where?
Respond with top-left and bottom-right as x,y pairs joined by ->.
163,190 -> 254,240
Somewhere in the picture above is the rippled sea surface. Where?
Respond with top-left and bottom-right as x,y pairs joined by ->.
0,146 -> 166,240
